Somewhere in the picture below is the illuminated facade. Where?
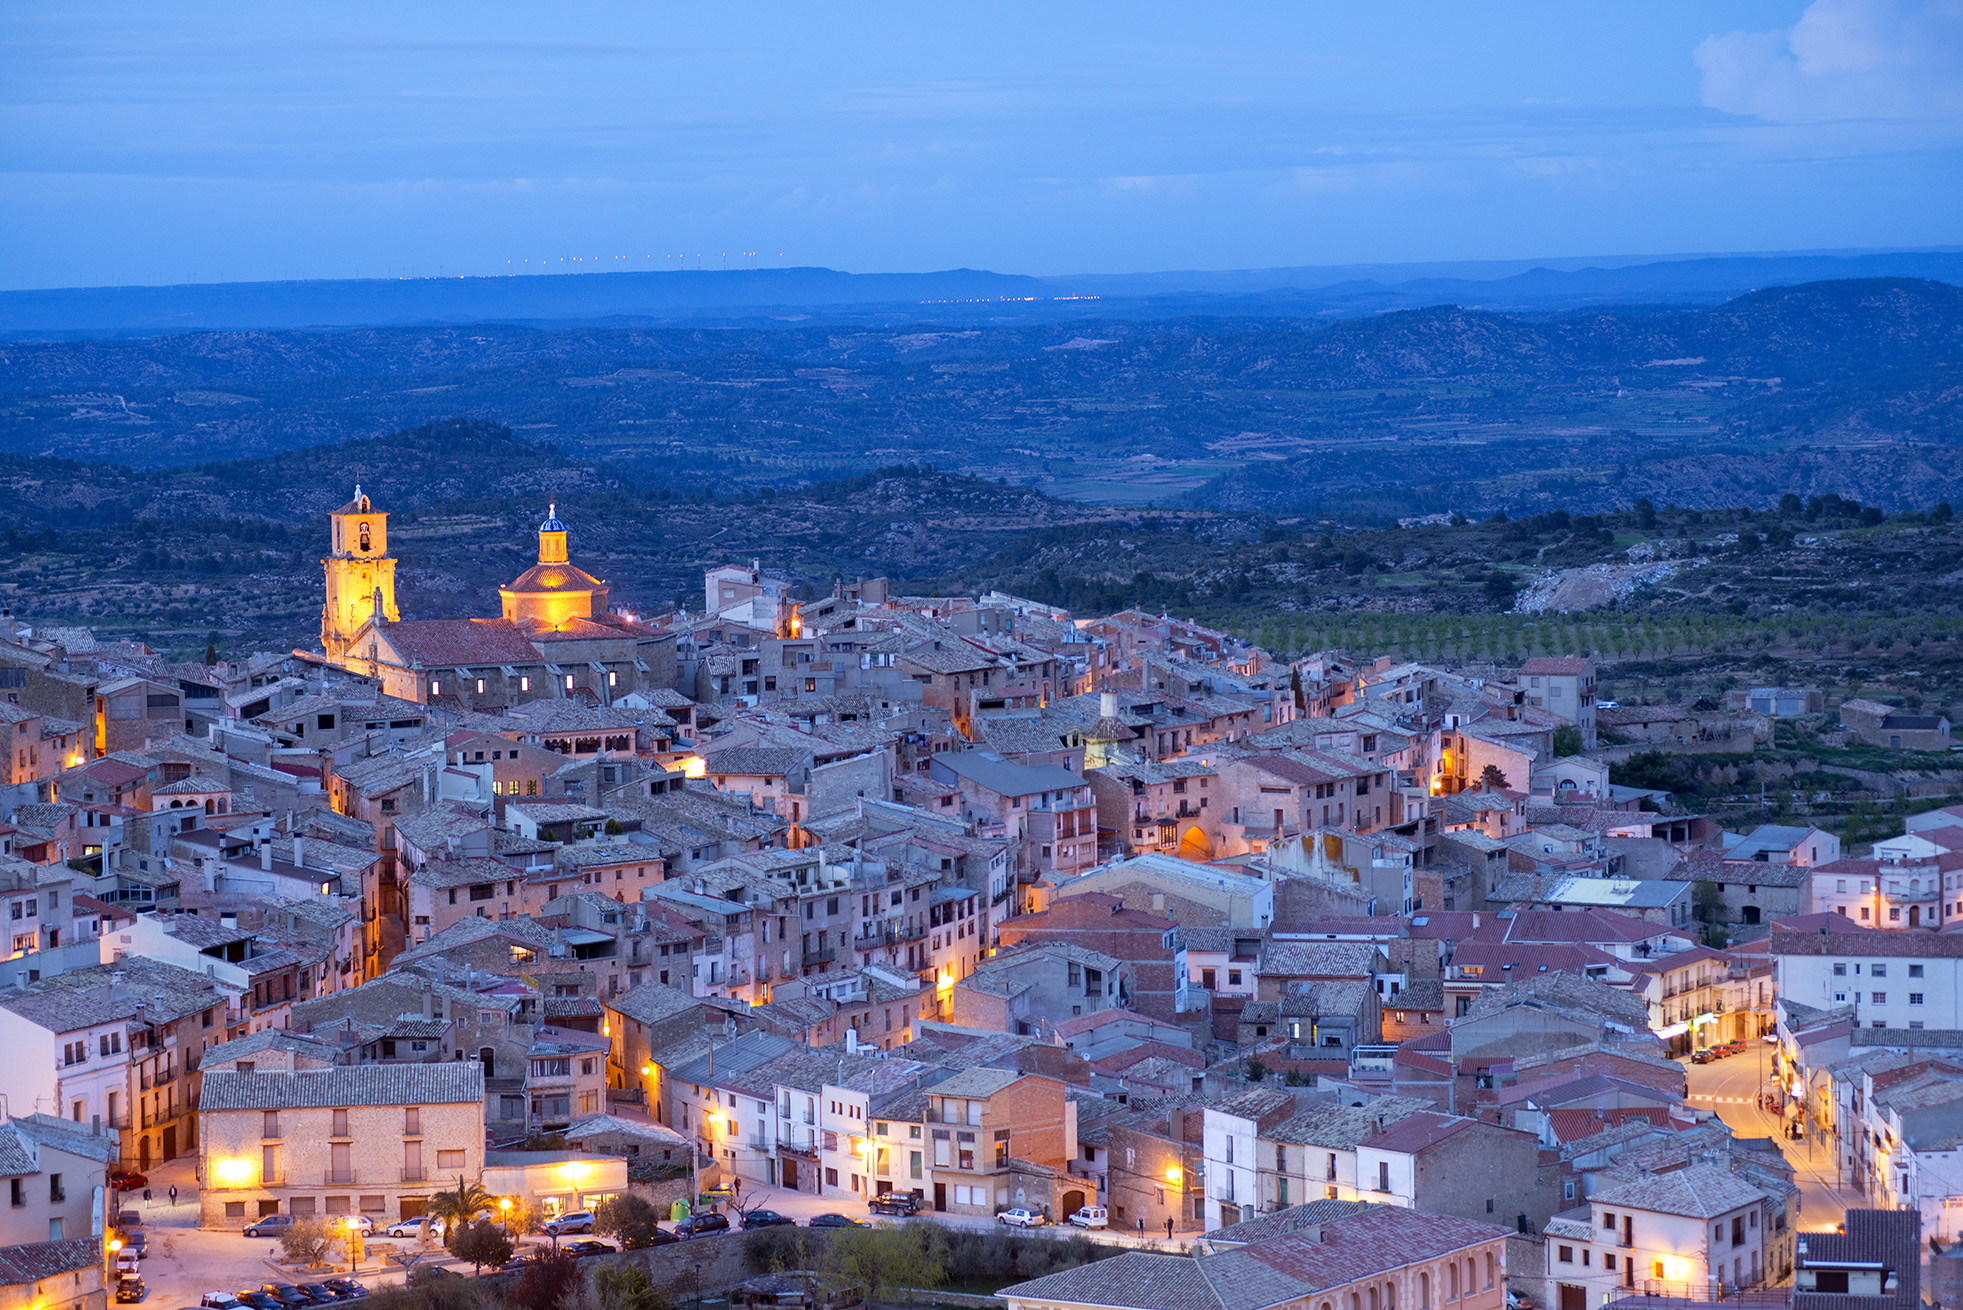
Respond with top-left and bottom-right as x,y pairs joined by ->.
498,503 -> 610,631
308,494 -> 675,709
320,486 -> 401,661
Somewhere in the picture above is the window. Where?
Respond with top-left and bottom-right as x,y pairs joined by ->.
1910,965 -> 1925,978
1557,1246 -> 1573,1264
332,1109 -> 350,1136
1873,992 -> 1886,1004
263,1111 -> 280,1138
404,1142 -> 423,1181
1833,963 -> 1847,976
404,1108 -> 420,1135
437,1150 -> 465,1171
1872,964 -> 1887,977
1911,993 -> 1924,1006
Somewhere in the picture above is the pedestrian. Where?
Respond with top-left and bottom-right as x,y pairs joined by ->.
167,1185 -> 177,1207
1136,1218 -> 1144,1239
1166,1218 -> 1174,1241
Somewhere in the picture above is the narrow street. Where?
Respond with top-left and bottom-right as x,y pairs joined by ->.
1680,1043 -> 1855,1230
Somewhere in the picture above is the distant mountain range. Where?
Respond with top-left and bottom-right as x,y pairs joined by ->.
3,249 -> 1961,336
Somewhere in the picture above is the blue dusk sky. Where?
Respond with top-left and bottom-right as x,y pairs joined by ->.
2,1 -> 1960,288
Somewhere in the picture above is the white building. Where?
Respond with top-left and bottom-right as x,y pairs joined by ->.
1771,927 -> 1963,1031
1543,1164 -> 1771,1308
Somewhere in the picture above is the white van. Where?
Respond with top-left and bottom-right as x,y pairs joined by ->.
1068,1206 -> 1108,1229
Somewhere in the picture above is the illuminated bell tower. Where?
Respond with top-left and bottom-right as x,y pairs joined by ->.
321,485 -> 400,660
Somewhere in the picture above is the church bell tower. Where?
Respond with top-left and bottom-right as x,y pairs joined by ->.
321,485 -> 400,660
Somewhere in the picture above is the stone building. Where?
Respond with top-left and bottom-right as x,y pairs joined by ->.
196,1062 -> 485,1227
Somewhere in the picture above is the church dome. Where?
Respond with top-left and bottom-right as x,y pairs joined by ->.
501,499 -> 608,629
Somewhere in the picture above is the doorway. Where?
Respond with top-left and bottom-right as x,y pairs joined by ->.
933,1183 -> 947,1212
162,1126 -> 177,1160
479,1048 -> 496,1077
1559,1287 -> 1585,1310
782,1159 -> 799,1191
138,1137 -> 151,1171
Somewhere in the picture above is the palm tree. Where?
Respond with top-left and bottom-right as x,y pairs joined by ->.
426,1177 -> 494,1239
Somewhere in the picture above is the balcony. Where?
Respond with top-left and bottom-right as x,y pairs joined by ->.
323,1171 -> 357,1186
802,949 -> 836,967
401,1170 -> 427,1183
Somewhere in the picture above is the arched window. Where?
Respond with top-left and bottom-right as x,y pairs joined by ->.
1420,1272 -> 1431,1309
1385,1283 -> 1396,1310
1449,1266 -> 1460,1300
1465,1261 -> 1477,1295
359,521 -> 371,553
1484,1255 -> 1496,1289
1368,1289 -> 1378,1310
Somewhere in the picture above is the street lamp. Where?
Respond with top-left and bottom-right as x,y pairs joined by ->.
500,1197 -> 512,1235
344,1216 -> 365,1272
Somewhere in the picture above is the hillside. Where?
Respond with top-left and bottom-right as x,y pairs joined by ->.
0,280 -> 1958,519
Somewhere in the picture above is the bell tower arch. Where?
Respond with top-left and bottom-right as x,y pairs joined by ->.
321,485 -> 400,660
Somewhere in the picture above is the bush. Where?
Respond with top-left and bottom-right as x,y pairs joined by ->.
514,1246 -> 582,1310
594,1265 -> 671,1310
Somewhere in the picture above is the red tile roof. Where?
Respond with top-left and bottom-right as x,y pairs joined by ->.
379,619 -> 542,667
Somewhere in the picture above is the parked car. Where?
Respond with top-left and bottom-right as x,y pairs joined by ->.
331,1217 -> 375,1235
673,1212 -> 730,1239
620,1226 -> 677,1250
740,1209 -> 796,1230
201,1295 -> 243,1310
297,1285 -> 346,1303
383,1217 -> 440,1239
808,1214 -> 869,1229
1689,1048 -> 1715,1065
1067,1206 -> 1108,1229
868,1193 -> 922,1217
543,1211 -> 594,1236
321,1282 -> 365,1300
405,1268 -> 458,1288
243,1215 -> 296,1238
234,1293 -> 283,1310
116,1278 -> 146,1304
109,1169 -> 148,1192
563,1240 -> 615,1258
996,1208 -> 1046,1228
260,1286 -> 312,1307
119,1230 -> 147,1260
1719,1040 -> 1747,1057
116,1254 -> 141,1278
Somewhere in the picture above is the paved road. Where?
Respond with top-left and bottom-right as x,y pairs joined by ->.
1680,1044 -> 1854,1231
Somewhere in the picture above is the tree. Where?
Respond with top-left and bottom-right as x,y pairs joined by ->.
593,1266 -> 672,1310
1290,667 -> 1307,715
1479,764 -> 1510,791
824,1224 -> 946,1306
428,1178 -> 495,1239
1692,880 -> 1725,925
593,1194 -> 666,1251
449,1220 -> 513,1276
1244,1059 -> 1268,1082
1633,498 -> 1657,530
1483,569 -> 1515,607
1552,725 -> 1584,758
514,1246 -> 582,1310
280,1216 -> 332,1266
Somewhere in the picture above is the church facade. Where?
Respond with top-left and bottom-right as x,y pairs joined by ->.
312,491 -> 676,709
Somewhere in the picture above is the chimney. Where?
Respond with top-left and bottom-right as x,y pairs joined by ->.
1100,692 -> 1118,718
261,844 -> 273,872
293,836 -> 306,870
1471,913 -> 1480,929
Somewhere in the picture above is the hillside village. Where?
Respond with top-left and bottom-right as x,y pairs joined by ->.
0,490 -> 1956,1310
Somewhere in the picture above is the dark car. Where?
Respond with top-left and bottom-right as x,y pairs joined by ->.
808,1214 -> 869,1229
116,1279 -> 146,1304
620,1227 -> 677,1250
1689,1048 -> 1715,1065
740,1209 -> 796,1230
260,1287 -> 313,1308
109,1169 -> 148,1192
498,1255 -> 533,1272
674,1212 -> 730,1239
321,1282 -> 365,1301
563,1240 -> 615,1258
867,1193 -> 921,1217
296,1286 -> 345,1304
119,1229 -> 148,1259
235,1293 -> 283,1310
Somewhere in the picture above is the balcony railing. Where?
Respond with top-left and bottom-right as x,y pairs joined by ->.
401,1170 -> 427,1183
323,1171 -> 356,1185
802,948 -> 836,967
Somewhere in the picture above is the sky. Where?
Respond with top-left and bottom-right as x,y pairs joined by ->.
2,1 -> 1961,289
